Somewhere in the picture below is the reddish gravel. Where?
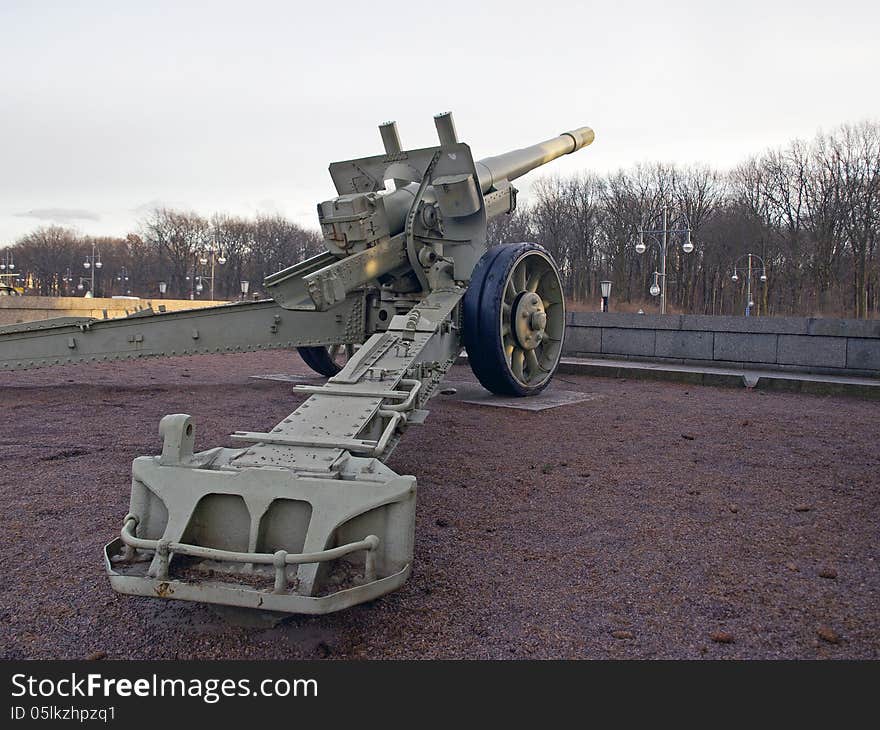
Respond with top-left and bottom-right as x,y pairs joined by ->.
0,351 -> 877,659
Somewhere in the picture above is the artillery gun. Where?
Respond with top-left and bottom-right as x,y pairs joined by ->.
0,113 -> 594,614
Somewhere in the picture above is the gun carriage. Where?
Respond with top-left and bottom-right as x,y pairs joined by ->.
0,113 -> 594,613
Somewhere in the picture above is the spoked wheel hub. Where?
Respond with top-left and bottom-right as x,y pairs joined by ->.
511,291 -> 547,350
463,243 -> 566,396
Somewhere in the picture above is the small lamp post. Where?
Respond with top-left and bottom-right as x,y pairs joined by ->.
116,266 -> 131,295
83,241 -> 102,296
600,280 -> 612,312
197,238 -> 226,300
730,253 -> 768,317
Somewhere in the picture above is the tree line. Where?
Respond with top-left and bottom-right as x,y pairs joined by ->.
490,120 -> 880,318
6,212 -> 323,300
4,120 -> 878,317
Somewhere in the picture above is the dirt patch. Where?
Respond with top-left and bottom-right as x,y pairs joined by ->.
41,448 -> 92,461
0,350 -> 878,659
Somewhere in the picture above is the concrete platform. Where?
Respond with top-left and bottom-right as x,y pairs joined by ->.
252,372 -> 602,411
250,373 -> 326,384
436,381 -> 602,411
557,357 -> 880,398
263,357 -> 880,401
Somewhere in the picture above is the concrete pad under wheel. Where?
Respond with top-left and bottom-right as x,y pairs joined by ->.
250,373 -> 327,384
438,382 -> 601,411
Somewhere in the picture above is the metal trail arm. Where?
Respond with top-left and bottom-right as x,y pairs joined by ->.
0,296 -> 365,371
106,285 -> 465,612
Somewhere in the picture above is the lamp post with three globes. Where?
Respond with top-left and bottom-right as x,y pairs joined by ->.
634,208 -> 694,314
730,253 -> 768,317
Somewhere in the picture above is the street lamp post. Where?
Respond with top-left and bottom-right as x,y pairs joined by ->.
600,280 -> 612,312
730,253 -> 768,317
116,266 -> 131,295
83,241 -> 102,296
634,208 -> 694,314
1,251 -> 21,295
76,276 -> 93,296
187,254 -> 196,300
198,239 -> 227,300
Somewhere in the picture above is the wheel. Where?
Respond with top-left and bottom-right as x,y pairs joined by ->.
463,243 -> 565,396
297,344 -> 356,377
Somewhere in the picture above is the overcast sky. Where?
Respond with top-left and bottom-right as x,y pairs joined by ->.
1,0 -> 878,244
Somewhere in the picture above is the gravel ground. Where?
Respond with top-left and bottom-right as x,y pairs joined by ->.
0,351 -> 877,659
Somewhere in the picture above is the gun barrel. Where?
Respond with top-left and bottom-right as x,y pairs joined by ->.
334,123 -> 595,246
475,126 -> 595,192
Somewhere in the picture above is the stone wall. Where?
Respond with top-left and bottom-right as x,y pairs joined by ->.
565,312 -> 880,377
0,296 -> 226,326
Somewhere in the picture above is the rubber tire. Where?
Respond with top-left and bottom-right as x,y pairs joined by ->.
463,242 -> 564,397
297,346 -> 342,377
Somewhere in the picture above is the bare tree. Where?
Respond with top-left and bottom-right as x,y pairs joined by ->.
12,226 -> 80,295
140,209 -> 209,298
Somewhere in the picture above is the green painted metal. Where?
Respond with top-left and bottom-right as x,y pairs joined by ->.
0,112 -> 595,615
0,298 -> 365,371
